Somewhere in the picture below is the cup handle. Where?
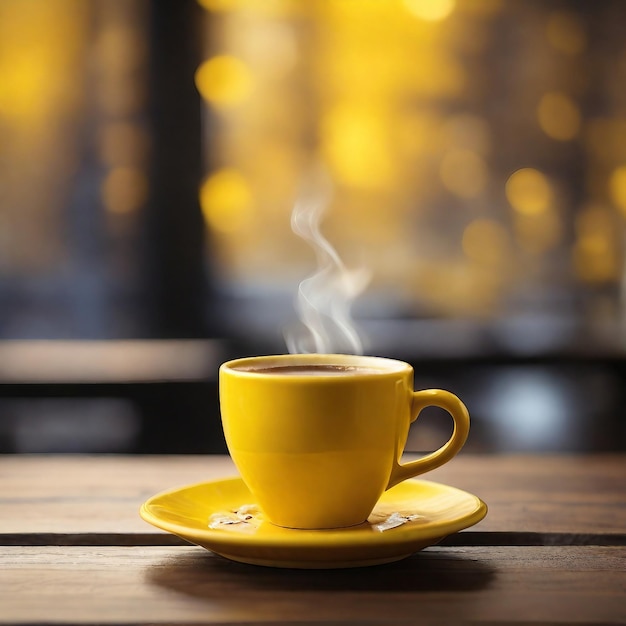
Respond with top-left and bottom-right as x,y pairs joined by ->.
386,389 -> 470,490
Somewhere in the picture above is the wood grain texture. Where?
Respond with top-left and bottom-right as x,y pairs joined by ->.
1,454 -> 624,537
0,455 -> 236,534
1,455 -> 625,625
427,453 -> 626,535
1,545 -> 624,625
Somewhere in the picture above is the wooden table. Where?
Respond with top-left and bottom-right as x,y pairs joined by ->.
1,454 -> 625,624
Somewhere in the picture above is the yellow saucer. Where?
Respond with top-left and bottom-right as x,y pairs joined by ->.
140,477 -> 487,569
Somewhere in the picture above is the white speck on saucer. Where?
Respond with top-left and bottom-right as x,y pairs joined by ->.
373,512 -> 421,532
208,504 -> 263,532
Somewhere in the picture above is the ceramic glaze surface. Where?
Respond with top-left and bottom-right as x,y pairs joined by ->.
219,354 -> 470,529
140,477 -> 488,568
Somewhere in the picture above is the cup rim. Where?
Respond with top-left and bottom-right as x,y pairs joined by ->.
220,353 -> 412,378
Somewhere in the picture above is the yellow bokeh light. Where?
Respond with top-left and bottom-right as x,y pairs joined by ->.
440,149 -> 488,198
546,10 -> 586,56
102,167 -> 149,215
195,55 -> 252,108
321,104 -> 394,189
0,0 -> 86,127
462,219 -> 509,266
199,168 -> 253,234
404,0 -> 456,22
609,165 -> 626,215
537,92 -> 581,141
505,168 -> 552,215
0,51 -> 48,123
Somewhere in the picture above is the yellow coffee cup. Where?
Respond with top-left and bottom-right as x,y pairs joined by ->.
219,353 -> 470,529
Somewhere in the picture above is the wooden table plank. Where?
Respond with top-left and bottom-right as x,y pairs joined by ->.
1,545 -> 624,625
0,455 -> 235,535
429,453 -> 626,535
1,454 -> 624,538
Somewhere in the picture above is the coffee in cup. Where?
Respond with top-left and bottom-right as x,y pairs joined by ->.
219,353 -> 470,529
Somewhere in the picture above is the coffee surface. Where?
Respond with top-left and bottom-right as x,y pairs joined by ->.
236,364 -> 381,376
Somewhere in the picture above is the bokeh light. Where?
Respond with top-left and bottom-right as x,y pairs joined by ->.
195,55 -> 253,108
537,91 -> 581,141
321,104 -> 394,189
199,168 -> 254,234
0,0 -> 86,128
404,0 -> 456,22
192,0 -> 626,326
505,168 -> 552,216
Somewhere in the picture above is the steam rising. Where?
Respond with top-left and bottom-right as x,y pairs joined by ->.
285,179 -> 369,355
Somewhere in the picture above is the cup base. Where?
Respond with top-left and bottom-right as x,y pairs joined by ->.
267,518 -> 369,531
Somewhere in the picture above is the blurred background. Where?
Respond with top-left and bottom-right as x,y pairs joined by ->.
1,0 -> 626,454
